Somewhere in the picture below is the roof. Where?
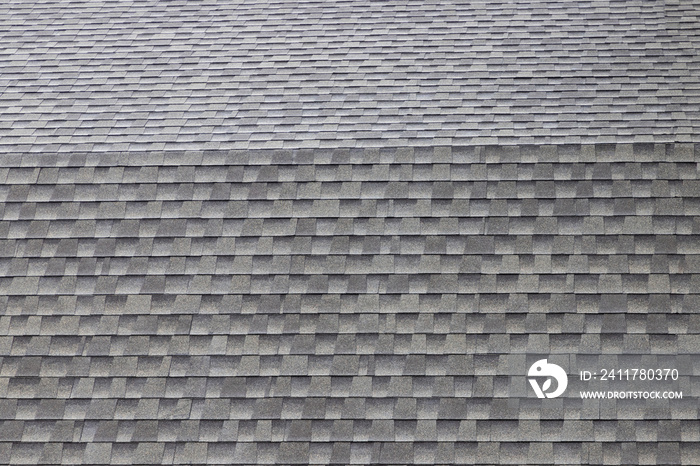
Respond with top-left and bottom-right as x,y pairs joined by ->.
1,1 -> 700,465
0,0 -> 698,152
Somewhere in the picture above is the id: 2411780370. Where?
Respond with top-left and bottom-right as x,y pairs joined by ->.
580,368 -> 679,381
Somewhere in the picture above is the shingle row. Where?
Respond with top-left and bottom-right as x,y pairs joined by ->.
1,234 -> 697,258
1,290 -> 697,312
0,273 -> 698,295
0,395 -> 695,419
4,164 -> 700,186
1,311 -> 697,334
0,418 -> 697,440
3,182 -> 700,205
0,144 -> 697,167
1,224 -> 699,246
1,439 -> 694,465
1,253 -> 697,274
2,331 -> 699,355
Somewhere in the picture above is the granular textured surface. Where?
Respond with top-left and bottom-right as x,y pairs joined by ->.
2,144 -> 700,464
1,0 -> 700,465
0,0 -> 699,151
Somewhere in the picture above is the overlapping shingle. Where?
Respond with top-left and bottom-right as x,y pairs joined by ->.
0,143 -> 698,463
2,0 -> 700,463
0,1 -> 698,152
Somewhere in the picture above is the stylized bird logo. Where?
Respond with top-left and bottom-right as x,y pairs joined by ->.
528,359 -> 568,398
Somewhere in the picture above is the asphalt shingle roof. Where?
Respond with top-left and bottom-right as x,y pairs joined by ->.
0,143 -> 699,464
0,0 -> 698,152
2,0 -> 700,465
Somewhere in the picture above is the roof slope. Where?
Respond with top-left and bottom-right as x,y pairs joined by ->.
1,0 -> 700,465
0,0 -> 698,151
2,144 -> 700,464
